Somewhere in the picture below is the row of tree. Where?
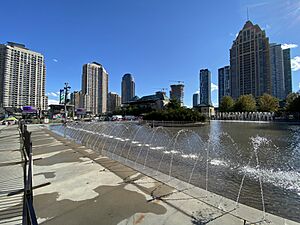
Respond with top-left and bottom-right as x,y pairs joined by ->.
219,92 -> 300,112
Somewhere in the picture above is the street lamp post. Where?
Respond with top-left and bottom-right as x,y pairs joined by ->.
63,83 -> 71,124
59,89 -> 64,104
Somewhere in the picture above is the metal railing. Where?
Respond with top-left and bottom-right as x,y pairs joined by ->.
19,120 -> 38,225
141,120 -> 204,127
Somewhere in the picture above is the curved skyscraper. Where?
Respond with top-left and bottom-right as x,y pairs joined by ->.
121,73 -> 135,104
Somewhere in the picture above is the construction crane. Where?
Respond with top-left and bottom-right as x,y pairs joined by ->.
153,88 -> 168,92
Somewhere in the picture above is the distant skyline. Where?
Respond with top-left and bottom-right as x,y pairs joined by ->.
1,0 -> 299,107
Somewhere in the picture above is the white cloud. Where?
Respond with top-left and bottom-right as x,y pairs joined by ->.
262,24 -> 271,30
291,56 -> 300,71
48,99 -> 59,105
53,59 -> 58,63
47,92 -> 59,97
266,24 -> 271,29
281,43 -> 298,50
211,83 -> 218,92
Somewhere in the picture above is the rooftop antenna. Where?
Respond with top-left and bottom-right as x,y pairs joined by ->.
247,7 -> 249,21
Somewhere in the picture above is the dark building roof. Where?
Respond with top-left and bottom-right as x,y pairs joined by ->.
131,96 -> 140,101
243,20 -> 254,29
139,92 -> 168,102
128,92 -> 168,104
6,42 -> 28,49
241,20 -> 262,33
91,62 -> 102,66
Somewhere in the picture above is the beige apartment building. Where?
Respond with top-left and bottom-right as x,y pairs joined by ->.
0,42 -> 48,110
108,92 -> 121,113
230,21 -> 271,99
81,62 -> 108,115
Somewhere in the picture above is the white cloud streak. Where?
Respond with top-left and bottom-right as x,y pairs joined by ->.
53,59 -> 58,63
46,92 -> 59,97
211,83 -> 218,92
281,43 -> 298,50
247,2 -> 269,9
291,56 -> 300,71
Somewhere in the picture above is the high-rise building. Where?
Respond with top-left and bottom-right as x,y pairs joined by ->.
269,43 -> 285,100
218,66 -> 231,101
283,48 -> 292,97
108,92 -> 121,113
70,91 -> 82,109
121,73 -> 135,104
192,92 -> 199,107
81,62 -> 108,115
199,69 -> 212,106
230,21 -> 271,99
0,42 -> 48,109
170,84 -> 184,106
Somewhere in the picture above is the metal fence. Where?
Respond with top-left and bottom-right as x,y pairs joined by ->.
141,120 -> 205,127
19,121 -> 38,225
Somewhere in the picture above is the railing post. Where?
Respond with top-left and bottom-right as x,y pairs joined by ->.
26,132 -> 34,225
19,121 -> 38,225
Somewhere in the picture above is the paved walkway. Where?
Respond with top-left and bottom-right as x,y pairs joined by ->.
28,125 -> 194,225
0,125 -> 23,225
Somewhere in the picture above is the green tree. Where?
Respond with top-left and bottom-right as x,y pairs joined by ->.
258,93 -> 279,112
234,94 -> 256,112
219,96 -> 235,112
167,99 -> 181,109
286,92 -> 300,112
143,107 -> 206,122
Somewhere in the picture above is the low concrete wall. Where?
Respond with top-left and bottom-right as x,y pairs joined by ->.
213,112 -> 274,121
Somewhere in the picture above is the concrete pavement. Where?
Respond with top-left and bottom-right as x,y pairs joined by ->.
29,126 -> 194,225
0,125 -> 23,225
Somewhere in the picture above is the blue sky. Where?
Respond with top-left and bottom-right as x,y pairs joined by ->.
1,0 -> 300,107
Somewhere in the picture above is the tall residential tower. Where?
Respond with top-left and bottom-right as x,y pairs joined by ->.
170,84 -> 184,106
269,43 -> 285,100
81,62 -> 108,115
108,92 -> 121,113
199,69 -> 212,106
121,73 -> 135,104
218,66 -> 231,101
282,48 -> 292,97
0,42 -> 48,109
230,21 -> 271,99
192,92 -> 199,107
